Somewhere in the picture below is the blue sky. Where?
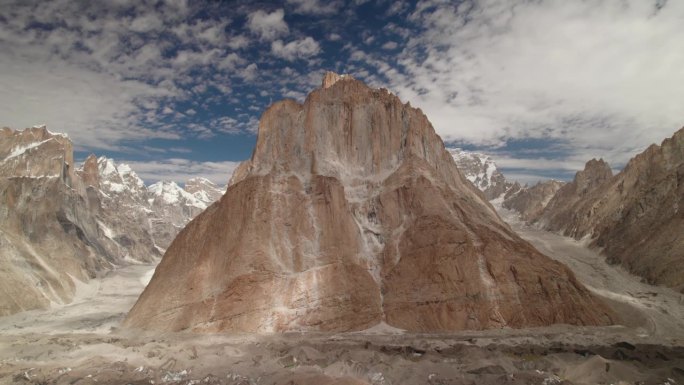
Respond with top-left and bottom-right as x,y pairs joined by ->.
1,0 -> 683,185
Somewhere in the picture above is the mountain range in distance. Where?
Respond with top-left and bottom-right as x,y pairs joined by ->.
451,127 -> 684,293
0,125 -> 224,316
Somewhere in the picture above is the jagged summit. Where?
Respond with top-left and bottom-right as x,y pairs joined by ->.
321,71 -> 354,89
1,125 -> 75,182
125,72 -> 613,333
448,148 -> 513,200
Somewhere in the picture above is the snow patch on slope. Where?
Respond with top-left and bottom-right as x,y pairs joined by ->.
5,139 -> 54,160
149,181 -> 207,209
448,148 -> 511,199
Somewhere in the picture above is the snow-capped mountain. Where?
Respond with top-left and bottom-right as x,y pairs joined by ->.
88,159 -> 224,252
448,148 -> 512,199
146,180 -> 215,247
80,155 -> 162,260
0,126 -> 160,316
0,126 -> 223,316
149,180 -> 207,210
185,177 -> 224,204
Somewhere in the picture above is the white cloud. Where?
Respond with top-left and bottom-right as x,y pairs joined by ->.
120,158 -> 240,185
286,0 -> 342,15
239,63 -> 259,81
128,13 -> 165,33
381,41 -> 398,50
492,155 -> 586,173
246,9 -> 289,41
227,34 -> 250,50
0,52 -> 177,150
501,172 -> 566,186
0,0 -> 259,150
385,0 -> 684,171
271,37 -> 321,61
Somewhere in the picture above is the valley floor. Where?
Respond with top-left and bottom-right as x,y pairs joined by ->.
1,208 -> 683,384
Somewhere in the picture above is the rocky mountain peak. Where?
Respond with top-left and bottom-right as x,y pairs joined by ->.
241,73 -> 480,203
0,125 -> 75,184
321,71 -> 354,89
80,154 -> 100,188
126,72 -> 613,333
185,177 -> 224,203
573,158 -> 613,196
448,148 -> 513,199
95,156 -> 146,197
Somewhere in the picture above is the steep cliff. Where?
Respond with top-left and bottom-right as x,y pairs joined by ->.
125,72 -> 613,333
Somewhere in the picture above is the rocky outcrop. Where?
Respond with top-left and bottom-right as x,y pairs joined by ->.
537,159 -> 614,233
535,128 -> 684,291
125,73 -> 614,333
502,180 -> 566,222
448,149 -> 513,200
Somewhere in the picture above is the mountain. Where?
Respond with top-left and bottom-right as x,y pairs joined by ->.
0,126 -> 154,315
0,126 -> 224,316
79,155 -> 163,260
82,158 -> 225,252
534,129 -> 684,291
147,180 -> 217,248
502,180 -> 566,222
536,158 -> 614,232
448,149 -> 512,199
125,72 -> 613,333
185,177 -> 224,203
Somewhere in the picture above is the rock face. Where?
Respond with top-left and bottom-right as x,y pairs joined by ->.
125,73 -> 614,333
0,127 -> 223,316
535,129 -> 684,291
536,159 -> 614,232
448,149 -> 512,200
502,180 -> 566,222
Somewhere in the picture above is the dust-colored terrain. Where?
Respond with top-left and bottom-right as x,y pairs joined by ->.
1,207 -> 684,384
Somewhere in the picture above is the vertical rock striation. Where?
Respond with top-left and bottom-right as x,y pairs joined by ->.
125,73 -> 614,333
